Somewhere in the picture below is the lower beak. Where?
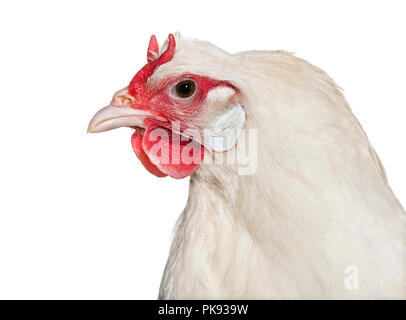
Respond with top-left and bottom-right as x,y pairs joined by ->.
87,104 -> 157,133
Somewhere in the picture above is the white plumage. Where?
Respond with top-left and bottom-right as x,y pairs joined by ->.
88,33 -> 406,299
155,34 -> 406,299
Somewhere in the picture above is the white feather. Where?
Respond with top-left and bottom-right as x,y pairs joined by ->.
151,33 -> 406,299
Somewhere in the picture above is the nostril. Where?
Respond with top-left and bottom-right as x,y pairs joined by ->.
112,94 -> 134,108
118,95 -> 133,104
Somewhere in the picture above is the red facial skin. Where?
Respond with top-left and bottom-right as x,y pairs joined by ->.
128,75 -> 233,179
130,74 -> 234,127
125,34 -> 236,179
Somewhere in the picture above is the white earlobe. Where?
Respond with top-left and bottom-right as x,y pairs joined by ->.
204,104 -> 246,152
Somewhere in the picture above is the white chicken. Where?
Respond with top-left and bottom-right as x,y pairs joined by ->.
88,33 -> 406,299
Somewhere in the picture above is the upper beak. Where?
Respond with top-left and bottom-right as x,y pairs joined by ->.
87,105 -> 154,133
87,88 -> 163,133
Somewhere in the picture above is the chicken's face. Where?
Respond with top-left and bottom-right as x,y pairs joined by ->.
88,34 -> 245,179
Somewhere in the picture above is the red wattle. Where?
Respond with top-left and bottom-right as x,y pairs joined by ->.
130,121 -> 204,179
131,131 -> 167,178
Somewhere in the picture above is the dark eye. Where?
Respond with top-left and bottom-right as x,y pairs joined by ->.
175,80 -> 196,98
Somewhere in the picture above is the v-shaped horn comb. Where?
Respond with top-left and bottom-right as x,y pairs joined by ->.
129,34 -> 176,96
147,35 -> 159,62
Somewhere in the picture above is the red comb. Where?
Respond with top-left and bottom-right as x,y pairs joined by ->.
147,35 -> 159,62
129,34 -> 176,96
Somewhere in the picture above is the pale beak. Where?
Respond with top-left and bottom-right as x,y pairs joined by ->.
87,87 -> 164,133
87,105 -> 155,133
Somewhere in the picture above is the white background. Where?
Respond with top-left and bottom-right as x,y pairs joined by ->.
0,0 -> 405,299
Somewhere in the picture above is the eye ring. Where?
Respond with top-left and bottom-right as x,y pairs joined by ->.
173,80 -> 196,99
